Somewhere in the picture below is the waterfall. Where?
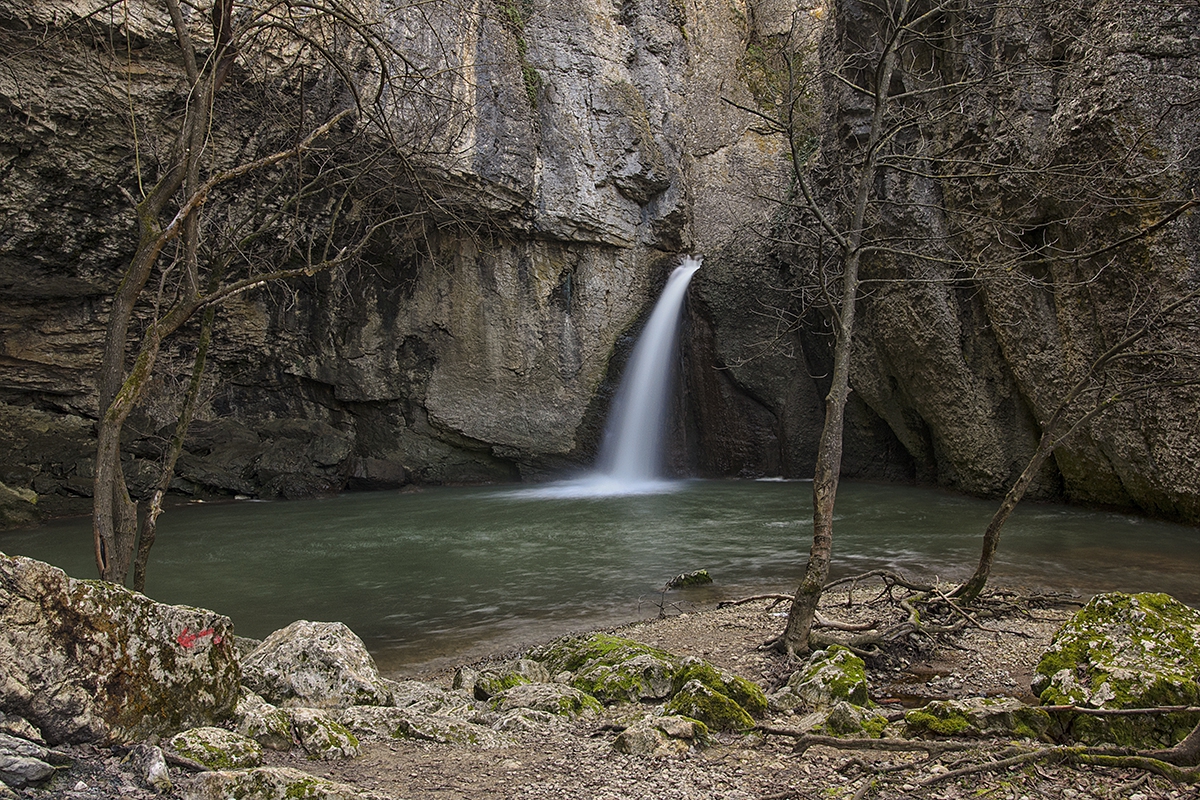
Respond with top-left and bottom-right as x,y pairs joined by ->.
515,256 -> 700,498
594,257 -> 701,486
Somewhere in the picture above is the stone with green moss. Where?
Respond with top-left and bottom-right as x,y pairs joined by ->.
819,701 -> 890,738
671,658 -> 768,717
528,634 -> 680,704
168,726 -> 263,770
904,697 -> 1050,739
466,658 -> 549,700
663,678 -> 755,733
772,645 -> 871,712
184,766 -> 393,799
489,683 -> 602,718
1033,592 -> 1200,747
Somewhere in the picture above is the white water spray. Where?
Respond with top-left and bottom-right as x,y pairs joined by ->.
595,256 -> 701,485
517,256 -> 701,498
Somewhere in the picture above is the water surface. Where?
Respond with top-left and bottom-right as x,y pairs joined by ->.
4,480 -> 1197,675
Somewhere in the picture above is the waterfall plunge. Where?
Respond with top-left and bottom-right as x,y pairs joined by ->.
595,257 -> 701,485
518,256 -> 700,498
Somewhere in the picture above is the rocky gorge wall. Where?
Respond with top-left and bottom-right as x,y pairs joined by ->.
0,0 -> 1197,528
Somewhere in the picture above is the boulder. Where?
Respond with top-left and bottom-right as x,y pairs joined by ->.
181,766 -> 394,800
461,659 -> 551,701
168,726 -> 263,770
904,697 -> 1050,740
385,679 -> 476,717
286,708 -> 360,760
663,679 -> 756,733
241,620 -> 393,709
528,633 -> 680,704
1033,592 -> 1200,747
821,701 -> 890,738
0,553 -> 240,745
614,715 -> 708,758
234,693 -> 294,752
488,684 -> 602,718
671,658 -> 768,718
337,706 -> 510,748
771,645 -> 871,712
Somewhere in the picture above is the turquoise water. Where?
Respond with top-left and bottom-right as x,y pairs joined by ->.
3,479 -> 1197,675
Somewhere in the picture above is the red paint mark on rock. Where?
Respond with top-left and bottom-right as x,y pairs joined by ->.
176,627 -> 217,648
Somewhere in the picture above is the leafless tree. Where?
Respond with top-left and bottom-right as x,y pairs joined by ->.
726,0 -> 1198,655
7,0 -> 475,587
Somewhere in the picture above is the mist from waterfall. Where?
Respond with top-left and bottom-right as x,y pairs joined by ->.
516,256 -> 701,498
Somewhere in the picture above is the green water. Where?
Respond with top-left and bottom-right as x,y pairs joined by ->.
3,479 -> 1197,675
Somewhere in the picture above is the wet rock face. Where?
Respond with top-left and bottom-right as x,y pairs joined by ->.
0,0 -> 790,510
0,553 -> 240,745
696,0 -> 1200,515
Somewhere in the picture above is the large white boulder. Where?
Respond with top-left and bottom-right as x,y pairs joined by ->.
241,620 -> 392,709
0,553 -> 240,745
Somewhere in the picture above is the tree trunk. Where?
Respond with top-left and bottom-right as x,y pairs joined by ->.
779,260 -> 858,655
952,431 -> 1054,603
778,0 -> 909,656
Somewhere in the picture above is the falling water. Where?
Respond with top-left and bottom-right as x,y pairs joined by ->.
518,256 -> 701,498
595,256 -> 701,485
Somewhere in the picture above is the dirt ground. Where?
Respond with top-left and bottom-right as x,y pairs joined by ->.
36,584 -> 1197,800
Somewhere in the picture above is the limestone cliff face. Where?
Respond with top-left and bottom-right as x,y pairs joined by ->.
694,0 -> 1200,521
0,0 -> 791,517
0,0 -> 1197,526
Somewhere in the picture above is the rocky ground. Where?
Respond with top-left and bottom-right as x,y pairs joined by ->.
18,584 -> 1196,800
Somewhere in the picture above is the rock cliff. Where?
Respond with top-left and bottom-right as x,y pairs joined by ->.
0,0 -> 1197,526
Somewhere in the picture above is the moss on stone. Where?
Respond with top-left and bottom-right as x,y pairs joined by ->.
664,678 -> 756,733
905,707 -> 971,736
671,660 -> 767,717
1033,592 -> 1200,747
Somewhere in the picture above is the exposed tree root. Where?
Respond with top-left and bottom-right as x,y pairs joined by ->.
755,728 -> 977,757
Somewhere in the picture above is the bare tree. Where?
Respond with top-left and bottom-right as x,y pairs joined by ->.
726,0 -> 1198,654
5,0 -> 472,586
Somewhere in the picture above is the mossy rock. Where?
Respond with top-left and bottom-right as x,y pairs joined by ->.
529,633 -> 676,675
905,697 -> 1050,740
1033,592 -> 1200,747
613,715 -> 709,757
528,634 -> 680,704
286,709 -> 360,760
665,570 -> 713,589
663,678 -> 755,732
186,766 -> 393,799
671,658 -> 768,717
821,701 -> 890,738
337,706 -> 510,748
489,683 -> 602,718
468,660 -> 548,700
235,693 -> 294,752
168,726 -> 263,769
773,645 -> 871,711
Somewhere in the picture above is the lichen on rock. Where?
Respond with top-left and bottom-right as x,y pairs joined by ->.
168,726 -> 263,770
241,620 -> 393,709
1032,591 -> 1200,747
0,553 -> 239,745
